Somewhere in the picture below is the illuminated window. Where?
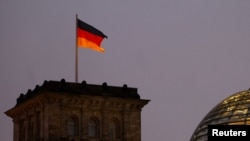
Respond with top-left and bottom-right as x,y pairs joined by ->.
88,118 -> 98,137
67,117 -> 77,136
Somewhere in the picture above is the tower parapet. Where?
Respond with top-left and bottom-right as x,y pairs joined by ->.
5,79 -> 150,141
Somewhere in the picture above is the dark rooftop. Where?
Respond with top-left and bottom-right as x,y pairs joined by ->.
16,79 -> 140,106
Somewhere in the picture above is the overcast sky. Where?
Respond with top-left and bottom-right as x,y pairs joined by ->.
1,0 -> 250,141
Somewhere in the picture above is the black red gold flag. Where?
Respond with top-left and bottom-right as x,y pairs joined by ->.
77,19 -> 107,52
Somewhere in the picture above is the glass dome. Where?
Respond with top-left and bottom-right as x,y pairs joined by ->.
190,89 -> 250,141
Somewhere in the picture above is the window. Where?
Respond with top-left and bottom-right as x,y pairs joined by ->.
88,118 -> 98,137
109,119 -> 119,139
67,117 -> 77,136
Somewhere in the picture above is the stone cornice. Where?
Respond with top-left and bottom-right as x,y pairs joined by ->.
5,91 -> 149,118
5,94 -> 47,118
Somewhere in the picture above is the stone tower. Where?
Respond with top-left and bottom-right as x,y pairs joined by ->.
5,79 -> 150,141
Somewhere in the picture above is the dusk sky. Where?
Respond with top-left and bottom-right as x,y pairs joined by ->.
1,0 -> 250,141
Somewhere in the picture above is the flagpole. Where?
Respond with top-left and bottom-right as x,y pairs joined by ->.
75,14 -> 78,83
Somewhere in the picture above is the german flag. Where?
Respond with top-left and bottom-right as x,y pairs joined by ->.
77,19 -> 107,52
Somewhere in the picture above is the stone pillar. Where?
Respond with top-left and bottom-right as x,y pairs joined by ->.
81,102 -> 87,139
34,112 -> 40,141
101,101 -> 108,141
13,118 -> 19,141
122,104 -> 130,141
40,111 -> 44,141
130,110 -> 141,141
40,104 -> 47,141
25,117 -> 28,141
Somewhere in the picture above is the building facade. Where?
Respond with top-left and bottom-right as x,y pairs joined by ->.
5,79 -> 149,141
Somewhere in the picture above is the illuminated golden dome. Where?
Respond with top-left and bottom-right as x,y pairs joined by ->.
190,89 -> 250,141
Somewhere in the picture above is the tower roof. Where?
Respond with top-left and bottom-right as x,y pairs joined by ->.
190,89 -> 250,141
15,79 -> 141,106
